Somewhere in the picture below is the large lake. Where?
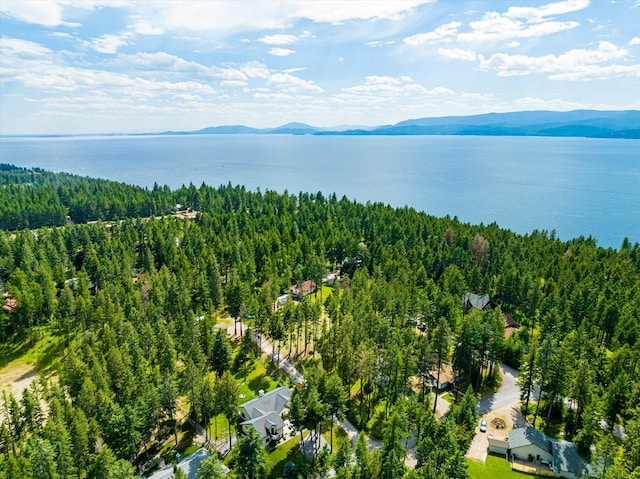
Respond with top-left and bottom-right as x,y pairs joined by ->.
1,134 -> 638,249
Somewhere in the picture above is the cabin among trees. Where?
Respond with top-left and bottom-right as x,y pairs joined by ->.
462,292 -> 491,313
284,280 -> 316,300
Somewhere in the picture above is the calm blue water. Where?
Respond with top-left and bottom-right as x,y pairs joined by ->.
1,134 -> 638,249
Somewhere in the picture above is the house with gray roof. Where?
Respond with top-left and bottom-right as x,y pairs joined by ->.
551,440 -> 593,479
505,426 -> 591,479
462,292 -> 491,313
239,386 -> 291,447
508,426 -> 553,464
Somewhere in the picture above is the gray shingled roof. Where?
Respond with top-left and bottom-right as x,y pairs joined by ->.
462,293 -> 491,310
508,427 -> 592,477
241,410 -> 285,439
241,386 -> 291,420
508,426 -> 551,453
552,440 -> 592,477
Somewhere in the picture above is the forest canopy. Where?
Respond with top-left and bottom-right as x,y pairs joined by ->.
1,165 -> 639,479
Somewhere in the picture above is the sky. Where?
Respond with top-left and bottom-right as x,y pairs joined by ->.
1,0 -> 639,134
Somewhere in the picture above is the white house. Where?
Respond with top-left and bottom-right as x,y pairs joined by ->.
509,426 -> 554,464
506,426 -> 592,479
239,387 -> 291,447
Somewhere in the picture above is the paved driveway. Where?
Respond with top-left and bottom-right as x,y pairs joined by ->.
467,363 -> 523,463
478,363 -> 520,416
466,423 -> 489,462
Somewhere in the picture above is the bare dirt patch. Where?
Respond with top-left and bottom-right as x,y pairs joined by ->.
0,362 -> 39,401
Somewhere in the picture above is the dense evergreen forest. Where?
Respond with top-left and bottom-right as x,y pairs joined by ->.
0,164 -> 639,479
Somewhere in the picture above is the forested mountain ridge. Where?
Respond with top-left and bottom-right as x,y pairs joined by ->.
1,166 -> 639,478
157,110 -> 640,139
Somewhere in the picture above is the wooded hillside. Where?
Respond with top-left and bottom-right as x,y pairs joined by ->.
1,165 -> 638,479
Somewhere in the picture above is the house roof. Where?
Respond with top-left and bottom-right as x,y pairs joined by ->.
240,410 -> 285,438
508,426 -> 551,453
505,314 -> 519,328
429,362 -> 457,386
240,386 -> 291,420
552,440 -> 592,477
509,427 -> 592,477
462,292 -> 491,310
2,292 -> 17,312
286,281 -> 316,296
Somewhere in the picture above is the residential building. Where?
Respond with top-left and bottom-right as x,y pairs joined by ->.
494,426 -> 592,479
239,387 -> 291,448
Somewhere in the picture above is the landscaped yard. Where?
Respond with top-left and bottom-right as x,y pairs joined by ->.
235,357 -> 279,403
265,434 -> 302,479
467,455 -> 544,479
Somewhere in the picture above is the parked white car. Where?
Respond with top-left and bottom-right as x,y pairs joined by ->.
480,419 -> 487,432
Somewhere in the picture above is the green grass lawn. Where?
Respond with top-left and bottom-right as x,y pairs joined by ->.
265,435 -> 302,479
467,455 -> 544,479
235,359 -> 279,403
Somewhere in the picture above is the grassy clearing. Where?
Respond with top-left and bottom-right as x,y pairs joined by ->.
0,329 -> 66,371
235,358 -> 279,403
0,329 -> 65,400
467,455 -> 544,479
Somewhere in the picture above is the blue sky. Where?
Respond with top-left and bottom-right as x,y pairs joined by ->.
1,0 -> 639,134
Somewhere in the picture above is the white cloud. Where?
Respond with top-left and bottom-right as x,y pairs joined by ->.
210,66 -> 248,81
0,37 -> 53,58
479,41 -> 639,80
630,37 -> 640,46
130,18 -> 164,35
283,1 -> 433,24
268,47 -> 296,56
458,12 -> 579,43
1,1 -> 130,27
239,61 -> 270,79
90,33 -> 134,54
515,96 -> 593,110
172,93 -> 202,102
258,34 -> 298,45
0,0 -> 77,27
130,1 -> 433,36
404,21 -> 461,45
268,73 -> 324,93
220,80 -> 247,87
438,48 -> 477,61
113,52 -> 207,72
406,1 -> 585,47
429,86 -> 456,95
506,41 -> 520,48
505,0 -> 590,23
364,40 -> 396,47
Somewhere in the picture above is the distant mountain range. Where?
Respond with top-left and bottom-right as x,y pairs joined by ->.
160,110 -> 640,139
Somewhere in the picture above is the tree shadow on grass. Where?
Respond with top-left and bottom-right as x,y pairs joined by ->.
248,373 -> 272,393
267,443 -> 301,479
